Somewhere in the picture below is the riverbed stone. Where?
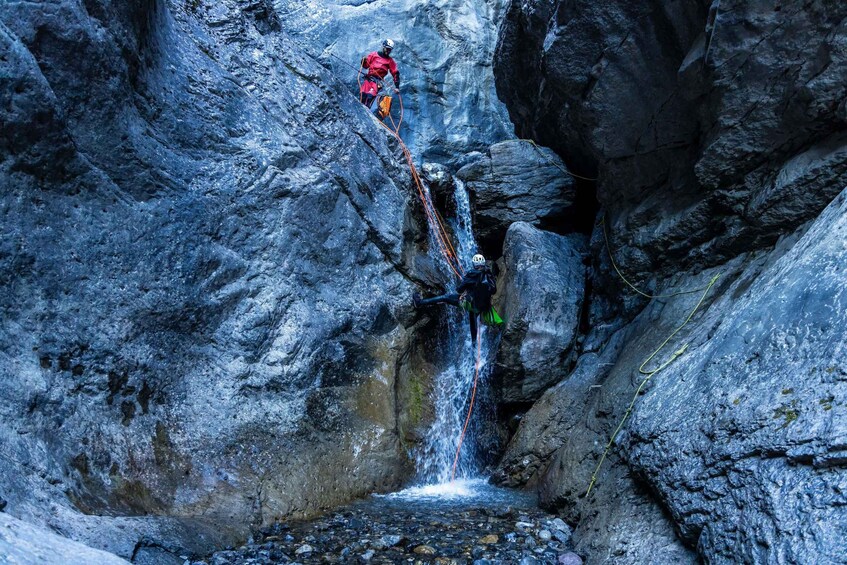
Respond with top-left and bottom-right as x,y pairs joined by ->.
558,552 -> 582,565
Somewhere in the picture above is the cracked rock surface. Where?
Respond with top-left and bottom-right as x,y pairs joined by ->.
493,1 -> 847,563
0,0 -> 444,559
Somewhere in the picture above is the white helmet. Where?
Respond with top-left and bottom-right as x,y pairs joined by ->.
382,38 -> 395,51
472,254 -> 486,268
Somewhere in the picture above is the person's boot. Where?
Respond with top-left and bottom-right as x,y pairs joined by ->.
412,293 -> 422,308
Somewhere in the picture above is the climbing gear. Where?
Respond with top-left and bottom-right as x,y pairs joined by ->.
472,254 -> 486,267
376,94 -> 393,120
584,215 -> 721,498
481,307 -> 503,326
459,300 -> 503,326
383,38 -> 395,51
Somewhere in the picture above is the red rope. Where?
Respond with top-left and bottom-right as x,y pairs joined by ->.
353,70 -> 478,480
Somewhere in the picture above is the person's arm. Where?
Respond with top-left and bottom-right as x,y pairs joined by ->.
389,59 -> 400,88
361,53 -> 371,70
485,272 -> 497,294
456,273 -> 474,295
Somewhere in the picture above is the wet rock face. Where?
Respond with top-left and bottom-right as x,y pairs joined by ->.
495,0 -> 847,282
619,191 -> 847,563
0,0 -> 433,557
494,223 -> 586,405
276,0 -> 513,165
0,513 -> 129,565
457,141 -> 577,254
494,1 -> 847,562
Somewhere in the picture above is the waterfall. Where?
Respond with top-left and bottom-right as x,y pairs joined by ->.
414,177 -> 495,484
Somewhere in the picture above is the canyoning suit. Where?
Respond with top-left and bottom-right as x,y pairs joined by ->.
415,265 -> 503,345
360,50 -> 400,111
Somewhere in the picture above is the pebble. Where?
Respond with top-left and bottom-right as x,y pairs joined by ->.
294,544 -> 313,555
558,551 -> 583,565
551,518 -> 569,532
377,534 -> 403,548
553,529 -> 571,544
204,490 -> 580,565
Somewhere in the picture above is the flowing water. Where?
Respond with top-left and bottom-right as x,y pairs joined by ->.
414,177 -> 496,483
205,165 -> 582,565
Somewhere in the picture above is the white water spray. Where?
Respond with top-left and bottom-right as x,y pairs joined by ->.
414,178 -> 495,484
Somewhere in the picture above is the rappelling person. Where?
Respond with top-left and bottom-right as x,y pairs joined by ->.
413,254 -> 503,345
360,39 -> 400,116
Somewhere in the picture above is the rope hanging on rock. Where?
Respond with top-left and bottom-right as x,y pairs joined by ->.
498,138 -> 599,182
584,216 -> 721,497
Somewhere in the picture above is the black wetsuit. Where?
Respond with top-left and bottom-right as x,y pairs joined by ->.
416,266 -> 496,343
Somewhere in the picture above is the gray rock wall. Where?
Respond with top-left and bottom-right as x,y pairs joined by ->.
494,1 -> 847,563
0,0 -> 439,558
496,0 -> 847,283
276,0 -> 513,165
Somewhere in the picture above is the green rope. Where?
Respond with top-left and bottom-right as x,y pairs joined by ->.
584,218 -> 722,498
600,216 -> 713,299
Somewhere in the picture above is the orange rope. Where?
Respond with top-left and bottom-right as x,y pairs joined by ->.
451,322 -> 483,481
372,87 -> 464,279
352,69 -> 481,480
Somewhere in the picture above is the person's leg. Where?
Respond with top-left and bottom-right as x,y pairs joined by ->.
415,292 -> 460,307
468,312 -> 478,347
360,92 -> 375,108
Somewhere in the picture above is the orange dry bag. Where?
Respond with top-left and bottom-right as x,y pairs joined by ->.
377,95 -> 392,120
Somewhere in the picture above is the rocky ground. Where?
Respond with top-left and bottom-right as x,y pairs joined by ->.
203,482 -> 582,565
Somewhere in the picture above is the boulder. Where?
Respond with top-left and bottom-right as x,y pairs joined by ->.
494,223 -> 587,404
458,142 -> 577,253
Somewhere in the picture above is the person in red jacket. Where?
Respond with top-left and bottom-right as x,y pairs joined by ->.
360,39 -> 400,110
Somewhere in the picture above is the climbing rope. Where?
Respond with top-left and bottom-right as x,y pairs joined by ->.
369,85 -> 464,279
498,138 -> 598,182
451,322 -> 484,481
584,218 -> 721,497
600,216 -> 716,299
330,55 -> 489,477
